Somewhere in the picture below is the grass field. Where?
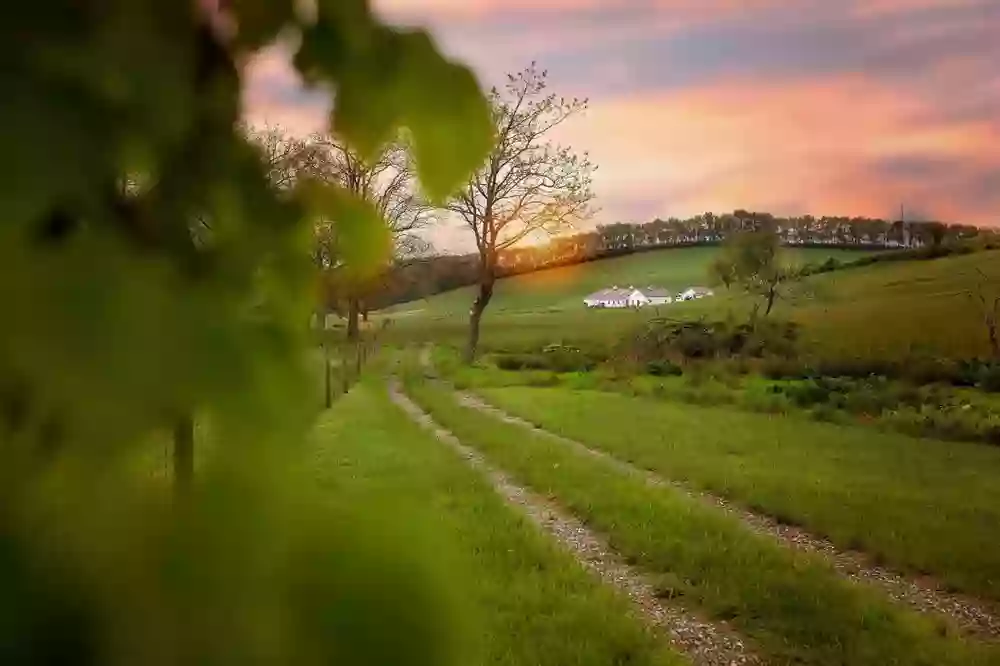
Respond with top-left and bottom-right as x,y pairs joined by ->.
306,246 -> 1000,665
472,387 -> 1000,603
389,246 -> 869,317
310,383 -> 682,666
409,379 -> 998,666
383,248 -> 1000,361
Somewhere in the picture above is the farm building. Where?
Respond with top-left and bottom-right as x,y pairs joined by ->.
677,286 -> 714,301
583,286 -> 674,308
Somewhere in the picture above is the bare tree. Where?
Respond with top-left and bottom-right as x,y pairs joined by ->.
311,136 -> 434,340
970,268 -> 1000,357
449,64 -> 596,362
245,124 -> 318,191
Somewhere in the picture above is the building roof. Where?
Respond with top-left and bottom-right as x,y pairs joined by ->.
584,287 -> 632,301
584,286 -> 673,301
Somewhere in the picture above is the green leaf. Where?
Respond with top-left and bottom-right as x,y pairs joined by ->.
293,0 -> 374,84
296,12 -> 494,203
396,31 -> 495,202
300,181 -> 392,283
326,26 -> 407,162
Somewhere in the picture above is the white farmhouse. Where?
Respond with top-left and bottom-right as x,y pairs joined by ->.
676,286 -> 714,301
583,286 -> 674,308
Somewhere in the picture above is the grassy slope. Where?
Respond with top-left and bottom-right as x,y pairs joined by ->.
410,381 -> 997,666
388,249 -> 1000,360
310,384 -> 683,666
391,246 -> 868,317
793,249 -> 1000,359
667,249 -> 1000,359
476,387 -> 1000,602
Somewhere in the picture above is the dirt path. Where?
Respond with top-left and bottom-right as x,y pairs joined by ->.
455,390 -> 1000,641
389,380 -> 759,666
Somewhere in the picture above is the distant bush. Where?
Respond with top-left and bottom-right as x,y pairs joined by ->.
882,405 -> 1000,446
645,359 -> 683,377
493,344 -> 602,373
494,353 -> 542,371
623,317 -> 799,370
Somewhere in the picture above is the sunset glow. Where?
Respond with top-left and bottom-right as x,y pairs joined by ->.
244,0 -> 999,250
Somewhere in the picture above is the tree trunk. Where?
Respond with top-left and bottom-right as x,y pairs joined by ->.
987,315 -> 999,358
347,297 -> 360,341
748,301 -> 762,330
464,276 -> 495,364
765,285 -> 778,316
361,304 -> 369,323
172,415 -> 194,497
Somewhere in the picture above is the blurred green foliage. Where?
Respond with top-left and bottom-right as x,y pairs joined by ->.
1,0 -> 492,663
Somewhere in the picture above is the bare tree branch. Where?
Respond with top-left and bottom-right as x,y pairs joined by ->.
450,63 -> 597,361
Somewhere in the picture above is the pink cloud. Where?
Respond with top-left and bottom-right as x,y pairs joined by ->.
555,75 -> 999,224
241,47 -> 330,135
375,0 -> 782,22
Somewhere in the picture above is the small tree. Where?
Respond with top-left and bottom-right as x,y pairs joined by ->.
970,268 -> 1000,357
711,229 -> 799,323
311,137 -> 433,340
707,255 -> 736,291
449,64 -> 596,362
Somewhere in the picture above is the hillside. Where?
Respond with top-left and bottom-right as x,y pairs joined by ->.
389,245 -> 871,316
643,248 -> 1000,361
383,247 -> 1000,362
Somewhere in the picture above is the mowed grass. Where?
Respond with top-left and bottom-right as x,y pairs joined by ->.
309,383 -> 684,666
390,246 -> 869,317
475,387 -> 1000,603
409,380 -> 999,666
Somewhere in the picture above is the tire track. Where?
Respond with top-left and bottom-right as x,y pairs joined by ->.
456,389 -> 1000,641
389,379 -> 759,666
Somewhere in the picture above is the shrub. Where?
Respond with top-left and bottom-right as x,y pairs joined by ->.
645,359 -> 683,377
976,362 -> 1000,392
623,317 -> 799,366
541,344 -> 601,373
494,345 -> 601,373
810,403 -> 843,423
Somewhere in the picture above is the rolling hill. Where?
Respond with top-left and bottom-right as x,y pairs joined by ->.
389,245 -> 871,316
382,245 -> 1000,361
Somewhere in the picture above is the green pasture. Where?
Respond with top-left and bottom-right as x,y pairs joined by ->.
475,386 -> 1000,603
410,380 -> 998,666
309,382 -> 682,666
381,248 -> 1000,362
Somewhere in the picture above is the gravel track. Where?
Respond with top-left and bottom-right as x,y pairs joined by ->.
389,380 -> 759,666
455,390 -> 1000,641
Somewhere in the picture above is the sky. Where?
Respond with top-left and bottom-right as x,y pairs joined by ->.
243,0 -> 1000,252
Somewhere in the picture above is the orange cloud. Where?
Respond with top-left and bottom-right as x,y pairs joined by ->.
556,75 -> 999,224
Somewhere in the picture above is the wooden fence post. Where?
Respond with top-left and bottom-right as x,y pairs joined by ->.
323,342 -> 332,409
